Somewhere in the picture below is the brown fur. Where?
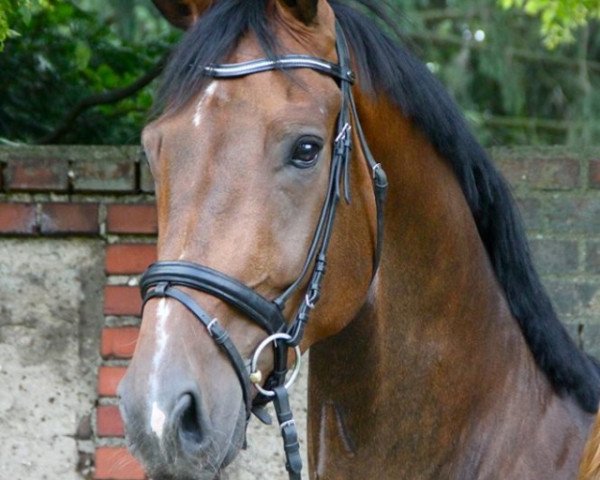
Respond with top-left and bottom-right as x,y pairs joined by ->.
151,0 -> 214,29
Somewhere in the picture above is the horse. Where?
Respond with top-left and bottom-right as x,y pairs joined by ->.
117,1 -> 600,478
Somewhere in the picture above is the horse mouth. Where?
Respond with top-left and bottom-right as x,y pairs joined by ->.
144,469 -> 224,480
126,436 -> 237,480
144,470 -> 223,480
123,404 -> 246,480
127,440 -> 227,480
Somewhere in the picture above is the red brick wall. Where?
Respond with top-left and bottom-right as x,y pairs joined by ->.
0,145 -> 598,479
0,146 -> 153,479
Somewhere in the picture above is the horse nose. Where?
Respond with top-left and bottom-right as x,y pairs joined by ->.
119,370 -> 211,456
171,389 -> 210,454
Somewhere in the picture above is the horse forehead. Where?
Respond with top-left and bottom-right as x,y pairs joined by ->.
188,74 -> 339,132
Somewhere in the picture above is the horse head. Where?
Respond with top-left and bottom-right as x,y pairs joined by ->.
118,1 -> 379,478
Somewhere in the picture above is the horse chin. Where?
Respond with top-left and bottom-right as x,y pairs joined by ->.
130,405 -> 247,480
220,406 -> 247,469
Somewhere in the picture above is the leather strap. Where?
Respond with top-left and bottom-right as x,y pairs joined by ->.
141,261 -> 286,334
273,386 -> 302,479
144,284 -> 254,418
348,92 -> 388,273
338,23 -> 389,275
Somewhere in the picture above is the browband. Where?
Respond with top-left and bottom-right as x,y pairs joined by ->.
204,55 -> 356,84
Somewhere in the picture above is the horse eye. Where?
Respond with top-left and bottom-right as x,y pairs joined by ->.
291,138 -> 323,168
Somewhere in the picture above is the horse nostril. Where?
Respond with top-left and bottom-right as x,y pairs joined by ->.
175,393 -> 205,451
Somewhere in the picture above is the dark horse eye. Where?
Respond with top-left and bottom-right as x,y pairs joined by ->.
291,137 -> 323,168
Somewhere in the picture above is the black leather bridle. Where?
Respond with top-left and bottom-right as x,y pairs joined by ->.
140,22 -> 387,480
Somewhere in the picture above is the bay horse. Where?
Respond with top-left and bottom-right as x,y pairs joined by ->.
118,0 -> 600,478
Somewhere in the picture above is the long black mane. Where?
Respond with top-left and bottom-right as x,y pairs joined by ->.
158,0 -> 600,413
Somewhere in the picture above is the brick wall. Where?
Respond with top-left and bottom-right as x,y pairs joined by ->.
0,146 -> 153,480
492,146 -> 600,356
0,145 -> 598,479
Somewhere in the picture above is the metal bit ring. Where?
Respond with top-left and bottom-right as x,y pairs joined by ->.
250,333 -> 302,397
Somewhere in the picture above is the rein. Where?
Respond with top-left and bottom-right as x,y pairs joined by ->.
140,22 -> 388,480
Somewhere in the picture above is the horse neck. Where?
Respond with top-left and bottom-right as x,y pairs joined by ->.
307,91 -> 590,478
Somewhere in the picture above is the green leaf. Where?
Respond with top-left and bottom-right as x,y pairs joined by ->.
95,63 -> 120,89
500,0 -> 600,48
74,39 -> 91,70
18,5 -> 31,25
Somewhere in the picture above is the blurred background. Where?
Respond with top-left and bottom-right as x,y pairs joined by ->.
0,0 -> 599,147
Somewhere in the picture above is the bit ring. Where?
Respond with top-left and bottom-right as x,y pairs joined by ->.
250,333 -> 302,397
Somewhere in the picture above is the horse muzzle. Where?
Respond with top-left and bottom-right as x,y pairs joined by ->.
117,303 -> 247,479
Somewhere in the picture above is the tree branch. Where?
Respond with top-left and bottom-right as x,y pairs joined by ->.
407,31 -> 600,73
37,53 -> 168,144
418,8 -> 482,21
475,113 -> 598,131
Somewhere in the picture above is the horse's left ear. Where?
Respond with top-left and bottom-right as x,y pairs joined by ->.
151,0 -> 214,29
277,0 -> 319,25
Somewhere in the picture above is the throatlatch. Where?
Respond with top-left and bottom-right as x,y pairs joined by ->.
140,21 -> 387,480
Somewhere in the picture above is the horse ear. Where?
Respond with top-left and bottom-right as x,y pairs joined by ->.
277,0 -> 319,25
151,0 -> 214,29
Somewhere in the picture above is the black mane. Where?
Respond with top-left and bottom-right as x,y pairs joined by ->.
158,0 -> 600,413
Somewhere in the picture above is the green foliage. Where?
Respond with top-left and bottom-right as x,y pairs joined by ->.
0,0 -> 176,144
388,0 -> 600,146
500,0 -> 600,47
0,0 -> 51,50
0,0 -> 20,49
0,0 -> 598,146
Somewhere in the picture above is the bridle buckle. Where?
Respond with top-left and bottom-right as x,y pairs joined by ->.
335,122 -> 352,144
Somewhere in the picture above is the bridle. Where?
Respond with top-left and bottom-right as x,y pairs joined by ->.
140,22 -> 387,479
139,22 -> 387,480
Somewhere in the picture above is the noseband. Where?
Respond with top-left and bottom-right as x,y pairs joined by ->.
140,23 -> 387,480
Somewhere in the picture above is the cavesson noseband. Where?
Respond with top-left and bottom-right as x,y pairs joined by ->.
140,22 -> 388,480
